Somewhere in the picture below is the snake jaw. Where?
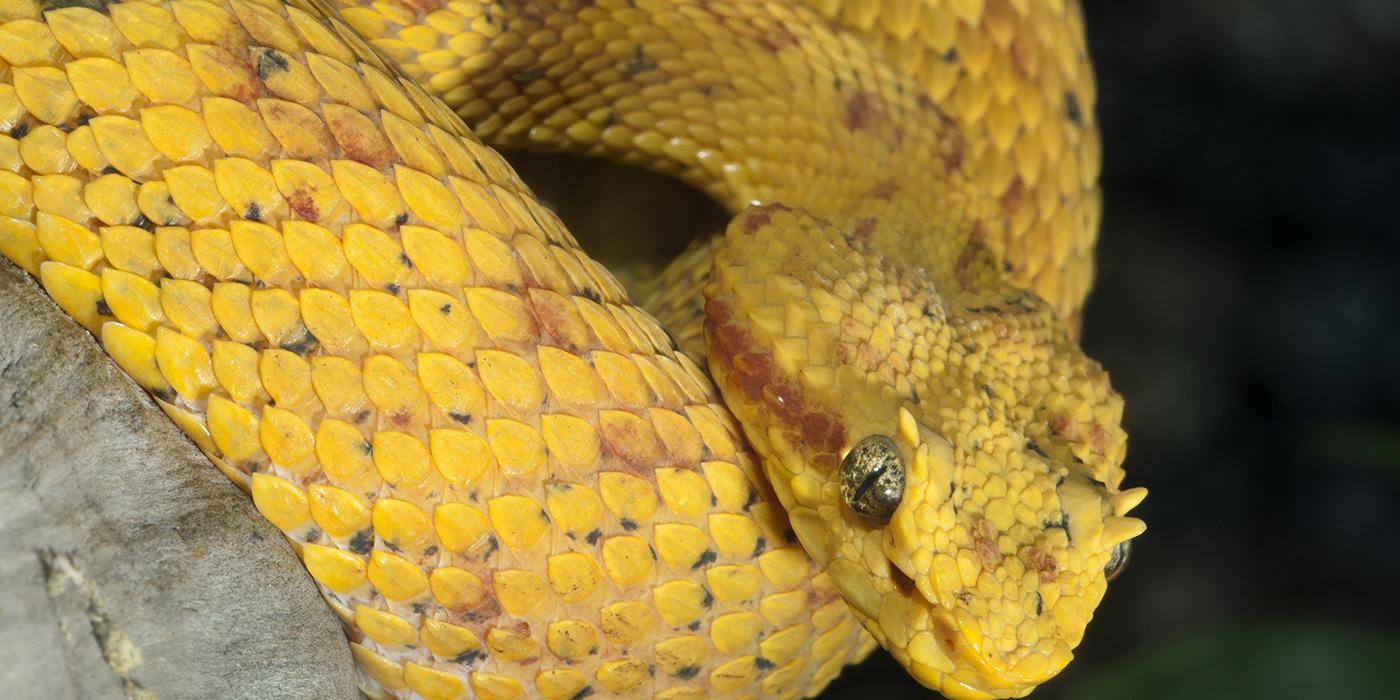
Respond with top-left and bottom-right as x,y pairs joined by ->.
706,204 -> 1145,698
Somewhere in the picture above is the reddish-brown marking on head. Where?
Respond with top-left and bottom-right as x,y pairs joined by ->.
730,351 -> 775,399
799,411 -> 843,471
1024,546 -> 1061,584
834,319 -> 880,373
1087,424 -> 1107,455
705,297 -> 846,463
741,209 -> 773,235
843,92 -> 880,131
737,204 -> 790,236
974,519 -> 1003,569
708,300 -> 750,358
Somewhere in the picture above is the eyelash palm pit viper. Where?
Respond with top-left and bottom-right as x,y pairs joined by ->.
0,0 -> 1147,697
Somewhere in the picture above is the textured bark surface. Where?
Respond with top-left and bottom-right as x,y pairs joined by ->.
0,260 -> 358,700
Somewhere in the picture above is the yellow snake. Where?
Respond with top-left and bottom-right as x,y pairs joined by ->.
0,0 -> 1147,697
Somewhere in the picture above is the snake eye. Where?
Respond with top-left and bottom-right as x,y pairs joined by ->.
1104,541 -> 1132,581
839,435 -> 905,524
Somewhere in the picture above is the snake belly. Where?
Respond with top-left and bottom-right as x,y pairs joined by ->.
0,0 -> 1144,699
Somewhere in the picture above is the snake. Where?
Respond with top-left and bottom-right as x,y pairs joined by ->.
0,0 -> 1147,697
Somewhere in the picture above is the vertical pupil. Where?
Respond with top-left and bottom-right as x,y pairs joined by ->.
852,456 -> 886,504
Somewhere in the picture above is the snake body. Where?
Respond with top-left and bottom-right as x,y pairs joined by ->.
0,0 -> 1144,698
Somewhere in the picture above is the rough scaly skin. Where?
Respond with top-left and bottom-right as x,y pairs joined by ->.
0,1 -> 874,697
806,0 -> 1105,330
345,0 -> 1100,337
0,0 -> 1144,699
704,205 -> 1144,697
351,0 -> 1143,695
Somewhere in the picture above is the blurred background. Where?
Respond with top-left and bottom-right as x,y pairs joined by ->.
826,0 -> 1400,696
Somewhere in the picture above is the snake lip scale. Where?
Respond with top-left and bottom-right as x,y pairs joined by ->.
0,0 -> 1145,698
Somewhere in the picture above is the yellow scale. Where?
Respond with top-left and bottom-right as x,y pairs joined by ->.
0,0 -> 1144,698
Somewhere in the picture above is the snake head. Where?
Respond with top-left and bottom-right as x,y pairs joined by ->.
705,205 -> 1146,698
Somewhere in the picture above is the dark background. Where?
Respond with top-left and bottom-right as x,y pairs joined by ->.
826,1 -> 1400,697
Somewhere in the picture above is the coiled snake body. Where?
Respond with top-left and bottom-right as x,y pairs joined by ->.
0,0 -> 1145,697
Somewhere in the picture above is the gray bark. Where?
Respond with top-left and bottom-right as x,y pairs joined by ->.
0,260 -> 359,699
